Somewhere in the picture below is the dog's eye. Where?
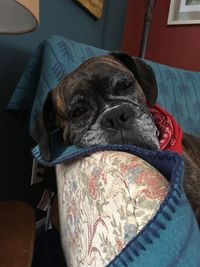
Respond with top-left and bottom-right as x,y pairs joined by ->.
112,73 -> 134,88
115,79 -> 134,89
71,107 -> 88,118
122,81 -> 133,88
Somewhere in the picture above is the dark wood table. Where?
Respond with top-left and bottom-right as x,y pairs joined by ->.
0,201 -> 35,267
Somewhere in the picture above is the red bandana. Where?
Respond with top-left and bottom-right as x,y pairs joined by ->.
148,104 -> 183,155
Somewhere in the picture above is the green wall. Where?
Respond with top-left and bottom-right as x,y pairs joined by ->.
0,0 -> 128,203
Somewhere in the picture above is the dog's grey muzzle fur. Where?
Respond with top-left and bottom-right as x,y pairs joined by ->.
76,103 -> 159,151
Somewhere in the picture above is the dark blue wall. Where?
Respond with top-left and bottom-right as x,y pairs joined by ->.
0,0 -> 127,203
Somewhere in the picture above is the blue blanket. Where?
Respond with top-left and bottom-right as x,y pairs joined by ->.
36,141 -> 200,267
7,35 -> 107,138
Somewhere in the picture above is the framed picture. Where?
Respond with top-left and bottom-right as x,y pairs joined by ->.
168,0 -> 200,25
74,0 -> 104,20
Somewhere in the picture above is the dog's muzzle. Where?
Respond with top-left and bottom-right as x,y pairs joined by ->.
100,105 -> 132,131
99,104 -> 160,150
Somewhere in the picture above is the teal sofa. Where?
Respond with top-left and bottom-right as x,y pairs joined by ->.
7,36 -> 200,267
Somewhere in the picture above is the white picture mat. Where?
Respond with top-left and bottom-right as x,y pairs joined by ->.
168,0 -> 200,24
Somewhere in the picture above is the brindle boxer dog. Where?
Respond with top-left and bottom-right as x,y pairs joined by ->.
33,52 -> 200,225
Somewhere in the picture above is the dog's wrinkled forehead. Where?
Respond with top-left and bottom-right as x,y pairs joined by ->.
53,55 -> 139,115
62,56 -> 134,93
78,56 -> 133,75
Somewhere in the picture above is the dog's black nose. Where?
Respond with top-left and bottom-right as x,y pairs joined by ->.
100,107 -> 130,130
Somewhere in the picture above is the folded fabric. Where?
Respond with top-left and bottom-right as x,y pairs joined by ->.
55,147 -> 200,267
149,104 -> 183,155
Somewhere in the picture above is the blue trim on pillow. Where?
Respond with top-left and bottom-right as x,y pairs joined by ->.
106,152 -> 200,267
32,136 -> 182,182
32,136 -> 200,266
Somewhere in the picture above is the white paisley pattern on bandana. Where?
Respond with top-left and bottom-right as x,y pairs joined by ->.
147,104 -> 183,154
56,151 -> 169,267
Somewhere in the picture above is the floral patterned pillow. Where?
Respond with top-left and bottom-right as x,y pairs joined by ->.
56,151 -> 169,267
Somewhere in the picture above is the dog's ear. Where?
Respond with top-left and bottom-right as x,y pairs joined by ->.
33,91 -> 57,161
109,52 -> 158,106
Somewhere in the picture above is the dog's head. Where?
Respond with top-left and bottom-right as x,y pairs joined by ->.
33,52 -> 159,161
